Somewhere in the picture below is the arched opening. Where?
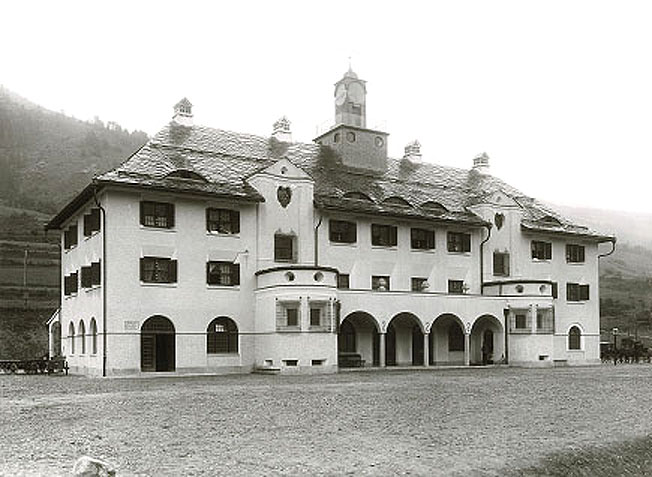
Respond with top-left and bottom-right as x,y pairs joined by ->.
90,318 -> 97,355
338,312 -> 380,367
207,317 -> 238,354
470,315 -> 504,365
569,326 -> 581,350
141,316 -> 175,372
79,320 -> 86,355
51,322 -> 61,357
429,314 -> 465,365
68,322 -> 75,355
386,313 -> 423,366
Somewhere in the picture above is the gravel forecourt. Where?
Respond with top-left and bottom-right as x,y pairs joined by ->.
2,365 -> 652,476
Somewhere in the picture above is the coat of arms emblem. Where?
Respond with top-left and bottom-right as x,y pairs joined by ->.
495,213 -> 505,230
277,186 -> 292,208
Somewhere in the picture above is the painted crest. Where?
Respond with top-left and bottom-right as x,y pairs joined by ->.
277,186 -> 292,208
495,213 -> 505,230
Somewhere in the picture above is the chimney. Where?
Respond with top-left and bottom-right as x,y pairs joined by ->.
272,116 -> 292,142
473,152 -> 490,174
172,98 -> 193,127
403,140 -> 422,162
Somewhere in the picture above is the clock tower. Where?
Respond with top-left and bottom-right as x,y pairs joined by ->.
314,67 -> 388,172
334,67 -> 367,128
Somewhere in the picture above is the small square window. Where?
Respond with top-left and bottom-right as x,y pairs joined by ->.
337,274 -> 350,289
531,241 -> 552,260
493,252 -> 510,276
515,313 -> 528,330
310,308 -> 321,327
207,262 -> 240,286
447,232 -> 471,253
371,224 -> 397,247
206,208 -> 240,234
330,220 -> 357,243
286,308 -> 299,327
411,277 -> 428,292
372,276 -> 390,291
448,280 -> 464,294
140,257 -> 177,283
566,244 -> 585,263
274,235 -> 295,262
140,201 -> 174,229
64,224 -> 78,250
411,228 -> 435,250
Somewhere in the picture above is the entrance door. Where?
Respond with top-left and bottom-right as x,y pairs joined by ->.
141,316 -> 175,372
412,325 -> 424,365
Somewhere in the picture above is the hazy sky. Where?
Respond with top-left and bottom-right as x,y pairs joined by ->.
3,1 -> 651,214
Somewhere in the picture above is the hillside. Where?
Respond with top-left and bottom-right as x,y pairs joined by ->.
0,85 -> 147,213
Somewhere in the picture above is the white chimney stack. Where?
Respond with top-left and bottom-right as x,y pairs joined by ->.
172,98 -> 193,127
403,140 -> 422,162
272,116 -> 292,142
473,152 -> 490,174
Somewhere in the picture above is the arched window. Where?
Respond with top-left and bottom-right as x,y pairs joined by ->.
421,201 -> 448,213
68,322 -> 75,355
382,196 -> 411,207
90,318 -> 97,355
448,322 -> 464,351
343,192 -> 373,202
207,317 -> 238,354
165,170 -> 206,181
79,320 -> 86,354
569,326 -> 581,350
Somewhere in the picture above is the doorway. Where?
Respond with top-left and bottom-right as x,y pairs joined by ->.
141,316 -> 175,372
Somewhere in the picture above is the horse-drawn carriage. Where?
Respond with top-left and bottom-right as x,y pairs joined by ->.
601,338 -> 652,364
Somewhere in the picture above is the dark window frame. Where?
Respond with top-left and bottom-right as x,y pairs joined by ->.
207,317 -> 238,354
371,224 -> 398,247
274,234 -> 296,262
411,277 -> 428,292
566,244 -> 585,263
410,228 -> 435,250
337,274 -> 350,289
447,232 -> 471,253
329,220 -> 357,244
140,201 -> 175,229
448,279 -> 464,294
64,224 -> 78,250
140,257 -> 178,284
286,307 -> 299,327
568,326 -> 581,350
83,209 -> 101,237
206,261 -> 240,286
567,282 -> 589,302
310,308 -> 321,327
531,240 -> 552,260
206,208 -> 240,234
372,275 -> 390,291
493,251 -> 510,276
64,272 -> 79,296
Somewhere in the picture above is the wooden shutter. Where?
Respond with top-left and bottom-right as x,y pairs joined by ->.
545,242 -> 552,260
140,202 -> 146,226
169,260 -> 178,283
167,204 -> 175,228
463,233 -> 471,252
232,264 -> 240,286
580,285 -> 589,301
552,282 -> 558,299
140,258 -> 146,281
91,208 -> 100,232
579,246 -> 585,262
81,266 -> 92,288
91,261 -> 101,285
390,226 -> 397,246
232,210 -> 240,234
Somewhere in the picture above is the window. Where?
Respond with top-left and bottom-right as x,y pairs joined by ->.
337,274 -> 350,289
448,323 -> 464,351
206,208 -> 240,234
513,311 -> 530,332
411,277 -> 428,292
310,308 -> 321,327
493,252 -> 510,276
536,308 -> 554,333
64,224 -> 78,250
566,244 -> 585,263
274,234 -> 295,262
286,308 -> 299,327
207,317 -> 238,354
411,228 -> 435,250
79,320 -> 86,354
448,280 -> 464,294
90,318 -> 97,355
568,326 -> 581,350
81,266 -> 93,288
140,257 -> 177,283
371,224 -> 397,247
346,131 -> 356,142
329,220 -> 357,243
447,232 -> 471,253
91,261 -> 101,286
140,201 -> 174,229
531,240 -> 552,260
83,209 -> 101,237
64,272 -> 78,296
567,283 -> 589,301
372,276 -> 390,291
68,322 -> 75,354
206,262 -> 240,286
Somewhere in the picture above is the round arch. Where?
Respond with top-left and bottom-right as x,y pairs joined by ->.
470,314 -> 504,365
141,315 -> 175,372
338,311 -> 380,367
207,317 -> 239,354
386,312 -> 425,366
567,324 -> 583,350
89,318 -> 98,355
429,313 -> 465,366
68,322 -> 75,355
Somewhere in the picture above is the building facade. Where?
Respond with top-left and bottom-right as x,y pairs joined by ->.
46,69 -> 615,376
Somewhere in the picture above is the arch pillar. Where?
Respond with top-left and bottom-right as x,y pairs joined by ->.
464,321 -> 471,366
423,333 -> 429,367
379,333 -> 386,367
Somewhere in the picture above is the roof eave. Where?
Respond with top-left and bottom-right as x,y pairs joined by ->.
520,223 -> 615,242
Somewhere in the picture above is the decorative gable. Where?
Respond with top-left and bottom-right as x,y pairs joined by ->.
252,158 -> 312,181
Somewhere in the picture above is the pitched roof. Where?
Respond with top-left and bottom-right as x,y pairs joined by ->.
47,121 -> 615,241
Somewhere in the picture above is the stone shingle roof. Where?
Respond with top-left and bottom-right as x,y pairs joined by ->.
48,121 -> 615,241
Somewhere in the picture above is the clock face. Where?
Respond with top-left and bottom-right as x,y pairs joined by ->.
348,82 -> 364,103
335,84 -> 347,105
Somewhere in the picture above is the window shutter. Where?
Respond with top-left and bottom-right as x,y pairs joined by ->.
91,261 -> 101,285
580,285 -> 589,301
350,223 -> 357,243
493,253 -> 499,274
428,230 -> 435,249
504,254 -> 510,276
566,283 -> 572,300
565,245 -> 571,262
233,264 -> 240,286
206,262 -> 211,284
92,208 -> 100,232
140,202 -> 146,226
546,242 -> 552,260
140,258 -> 146,281
552,282 -> 558,299
169,260 -> 178,283
390,226 -> 397,246
205,209 -> 211,232
167,204 -> 175,228
232,210 -> 240,234
463,234 -> 471,252
579,246 -> 585,262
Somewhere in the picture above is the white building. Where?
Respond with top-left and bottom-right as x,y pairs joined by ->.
46,69 -> 615,376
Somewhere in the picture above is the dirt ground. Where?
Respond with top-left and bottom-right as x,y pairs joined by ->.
2,365 -> 652,476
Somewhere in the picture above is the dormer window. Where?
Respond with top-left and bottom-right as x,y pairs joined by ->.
343,192 -> 373,202
538,215 -> 562,226
166,170 -> 206,182
421,201 -> 448,214
382,197 -> 411,207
